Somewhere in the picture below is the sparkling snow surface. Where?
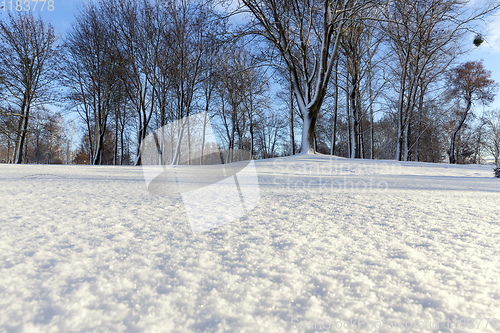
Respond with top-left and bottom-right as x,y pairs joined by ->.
1,154 -> 500,332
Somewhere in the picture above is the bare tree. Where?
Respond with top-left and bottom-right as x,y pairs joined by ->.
483,109 -> 500,165
198,33 -> 222,165
166,0 -> 216,165
447,61 -> 497,164
0,13 -> 57,164
339,8 -> 382,159
105,0 -> 167,166
241,65 -> 270,159
214,42 -> 271,162
62,3 -> 122,165
216,45 -> 249,162
237,0 -> 375,153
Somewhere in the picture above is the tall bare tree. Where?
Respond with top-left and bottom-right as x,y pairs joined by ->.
62,3 -> 122,165
166,0 -> 216,165
340,10 -> 382,159
105,0 -> 167,166
0,13 -> 57,164
237,0 -> 375,153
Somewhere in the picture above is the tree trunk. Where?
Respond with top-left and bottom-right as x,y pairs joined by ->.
300,109 -> 318,154
13,97 -> 30,164
349,80 -> 359,159
369,64 -> 374,160
414,89 -> 425,162
200,112 -> 208,165
135,127 -> 145,166
331,60 -> 338,156
449,99 -> 472,164
395,59 -> 410,161
120,123 -> 125,165
12,115 -> 24,164
346,73 -> 351,158
403,120 -> 409,161
114,108 -> 119,166
15,106 -> 31,164
290,80 -> 295,156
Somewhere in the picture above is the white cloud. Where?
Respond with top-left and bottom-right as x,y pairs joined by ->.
482,13 -> 500,53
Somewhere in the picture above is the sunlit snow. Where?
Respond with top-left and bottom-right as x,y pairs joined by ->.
1,154 -> 499,332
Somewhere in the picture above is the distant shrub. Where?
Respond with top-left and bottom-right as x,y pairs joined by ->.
494,165 -> 500,178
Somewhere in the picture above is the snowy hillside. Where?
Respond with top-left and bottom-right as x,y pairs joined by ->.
1,154 -> 500,332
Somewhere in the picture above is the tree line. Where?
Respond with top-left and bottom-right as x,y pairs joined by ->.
0,0 -> 499,165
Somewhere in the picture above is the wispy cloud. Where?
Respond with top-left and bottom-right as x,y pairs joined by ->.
482,14 -> 500,53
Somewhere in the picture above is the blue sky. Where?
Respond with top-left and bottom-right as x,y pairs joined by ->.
31,1 -> 500,113
466,12 -> 500,112
33,0 -> 82,35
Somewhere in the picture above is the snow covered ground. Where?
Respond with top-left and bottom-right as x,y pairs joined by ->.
1,154 -> 500,332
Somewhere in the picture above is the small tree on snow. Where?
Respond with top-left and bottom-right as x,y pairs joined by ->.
494,165 -> 500,178
447,61 -> 497,164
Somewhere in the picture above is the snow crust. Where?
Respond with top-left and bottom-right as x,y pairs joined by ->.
1,155 -> 499,332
